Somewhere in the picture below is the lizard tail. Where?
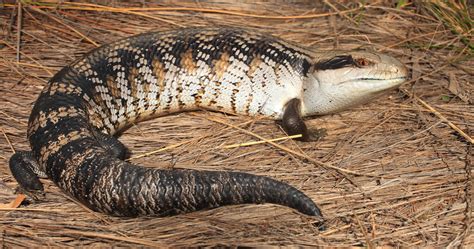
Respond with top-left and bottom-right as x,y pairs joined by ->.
58,150 -> 322,218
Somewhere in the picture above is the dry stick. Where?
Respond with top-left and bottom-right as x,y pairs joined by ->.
6,2 -> 16,36
323,0 -> 358,26
366,5 -> 438,22
406,90 -> 473,145
21,7 -> 94,49
130,6 -> 361,19
460,143 -> 472,246
9,194 -> 25,209
320,224 -> 351,236
334,187 -> 461,217
126,139 -> 194,161
56,192 -> 149,245
32,4 -> 180,26
8,61 -> 55,71
0,56 -> 50,85
18,3 -> 363,20
57,191 -> 112,222
0,207 -> 82,212
119,9 -> 182,27
0,40 -> 54,76
205,116 -> 376,180
220,134 -> 302,149
355,111 -> 399,142
16,1 -> 22,62
21,29 -> 75,60
447,142 -> 473,247
323,108 -> 400,163
401,45 -> 473,144
126,118 -> 259,161
382,30 -> 449,50
204,116 -> 386,200
358,120 -> 443,160
0,110 -> 27,126
2,201 -> 118,241
29,7 -> 99,47
1,127 -> 15,154
58,230 -> 166,248
371,213 -> 376,241
354,213 -> 375,249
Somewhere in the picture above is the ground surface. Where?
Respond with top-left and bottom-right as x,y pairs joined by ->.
0,1 -> 472,247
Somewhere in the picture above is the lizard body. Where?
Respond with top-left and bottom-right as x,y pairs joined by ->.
9,28 -> 407,222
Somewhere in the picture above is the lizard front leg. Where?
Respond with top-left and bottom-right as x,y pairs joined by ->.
281,98 -> 326,142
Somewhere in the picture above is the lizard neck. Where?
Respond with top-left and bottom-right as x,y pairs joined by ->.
301,73 -> 352,116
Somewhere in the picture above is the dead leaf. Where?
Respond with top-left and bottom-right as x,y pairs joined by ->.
0,194 -> 25,209
448,72 -> 471,103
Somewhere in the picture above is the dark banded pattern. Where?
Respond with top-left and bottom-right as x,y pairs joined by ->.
12,28 -> 324,221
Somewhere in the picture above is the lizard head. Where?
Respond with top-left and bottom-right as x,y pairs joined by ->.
302,51 -> 408,116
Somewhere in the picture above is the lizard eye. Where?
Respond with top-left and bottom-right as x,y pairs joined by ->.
354,58 -> 372,67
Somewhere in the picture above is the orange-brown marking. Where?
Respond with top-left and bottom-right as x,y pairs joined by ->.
128,67 -> 139,98
106,76 -> 121,99
213,52 -> 230,80
49,82 -> 82,96
39,128 -> 90,164
82,92 -> 110,129
27,111 -> 46,137
194,88 -> 205,106
181,48 -> 197,74
142,76 -> 151,103
247,56 -> 263,77
152,58 -> 166,98
91,90 -> 109,121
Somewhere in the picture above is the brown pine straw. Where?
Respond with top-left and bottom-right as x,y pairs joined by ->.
411,93 -> 473,144
0,1 -> 472,247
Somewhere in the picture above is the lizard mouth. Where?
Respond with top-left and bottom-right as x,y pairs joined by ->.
336,76 -> 408,87
355,76 -> 408,81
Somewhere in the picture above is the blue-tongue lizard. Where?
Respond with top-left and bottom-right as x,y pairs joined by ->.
9,28 -> 408,226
